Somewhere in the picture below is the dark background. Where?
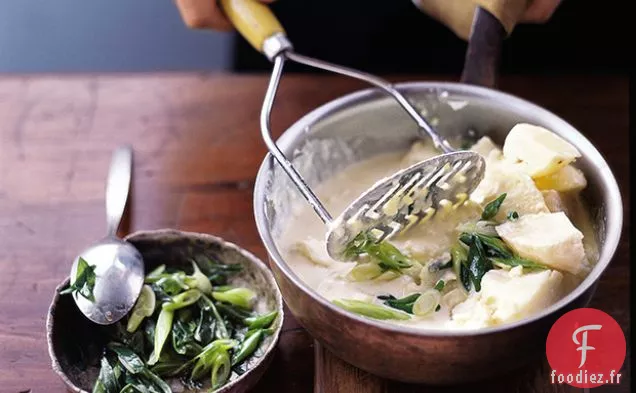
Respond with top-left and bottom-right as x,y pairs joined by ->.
234,0 -> 630,74
0,0 -> 629,74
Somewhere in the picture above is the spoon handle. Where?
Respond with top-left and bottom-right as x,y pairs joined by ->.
105,145 -> 133,237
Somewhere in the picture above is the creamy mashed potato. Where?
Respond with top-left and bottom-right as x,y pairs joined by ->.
279,124 -> 598,330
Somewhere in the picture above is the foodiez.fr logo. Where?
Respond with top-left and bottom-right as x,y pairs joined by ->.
546,308 -> 626,388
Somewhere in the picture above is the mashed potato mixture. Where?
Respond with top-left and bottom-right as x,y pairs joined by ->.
279,123 -> 598,330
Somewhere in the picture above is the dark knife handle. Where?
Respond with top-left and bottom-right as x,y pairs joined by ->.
460,7 -> 507,88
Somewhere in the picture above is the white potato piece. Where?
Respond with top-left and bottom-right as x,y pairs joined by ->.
495,212 -> 586,274
534,164 -> 587,192
449,296 -> 493,329
541,189 -> 569,215
478,268 -> 564,323
400,140 -> 438,167
470,136 -> 501,158
292,238 -> 334,267
503,123 -> 581,178
470,161 -> 549,221
450,268 -> 563,327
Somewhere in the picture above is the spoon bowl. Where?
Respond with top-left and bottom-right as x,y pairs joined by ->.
71,237 -> 144,325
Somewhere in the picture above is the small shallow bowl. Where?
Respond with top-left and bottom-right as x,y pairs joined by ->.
47,229 -> 284,393
253,82 -> 623,384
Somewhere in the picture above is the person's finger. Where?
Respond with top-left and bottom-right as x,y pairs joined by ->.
174,0 -> 233,30
175,0 -> 277,31
520,0 -> 562,23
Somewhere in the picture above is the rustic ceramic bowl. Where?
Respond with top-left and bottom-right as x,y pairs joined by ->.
47,229 -> 284,393
253,82 -> 623,384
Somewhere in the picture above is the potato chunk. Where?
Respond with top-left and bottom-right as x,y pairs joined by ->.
450,268 -> 563,327
470,161 -> 549,221
541,189 -> 569,215
534,164 -> 587,192
470,136 -> 501,158
503,123 -> 581,178
478,268 -> 563,323
293,238 -> 334,267
495,212 -> 586,274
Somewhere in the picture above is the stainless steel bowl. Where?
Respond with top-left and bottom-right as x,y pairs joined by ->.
253,82 -> 623,384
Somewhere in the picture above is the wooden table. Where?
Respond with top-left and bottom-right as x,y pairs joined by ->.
0,74 -> 629,393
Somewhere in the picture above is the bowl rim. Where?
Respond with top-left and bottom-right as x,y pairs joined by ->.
253,80 -> 624,337
46,228 -> 285,393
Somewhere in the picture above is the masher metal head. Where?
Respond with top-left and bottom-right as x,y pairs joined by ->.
326,151 -> 485,259
220,0 -> 486,261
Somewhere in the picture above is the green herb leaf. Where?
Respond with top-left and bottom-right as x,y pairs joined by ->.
194,306 -> 216,345
172,317 -> 203,357
199,295 -> 229,339
93,355 -> 122,393
435,304 -> 441,312
107,343 -> 146,374
194,255 -> 242,286
460,232 -> 513,259
333,299 -> 411,320
152,273 -> 189,298
60,257 -> 97,302
231,329 -> 263,366
466,235 -> 493,292
481,193 -> 507,220
434,280 -> 445,291
507,211 -> 519,221
344,232 -> 413,271
244,310 -> 278,330
490,256 -> 547,270
377,293 -> 420,314
215,302 -> 252,323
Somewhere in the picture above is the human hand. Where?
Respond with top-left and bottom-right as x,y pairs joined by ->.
520,0 -> 562,23
174,0 -> 275,30
413,0 -> 563,40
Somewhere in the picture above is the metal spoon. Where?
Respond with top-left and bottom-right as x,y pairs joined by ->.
68,145 -> 144,325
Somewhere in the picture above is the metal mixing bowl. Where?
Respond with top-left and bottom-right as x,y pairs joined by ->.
253,82 -> 622,384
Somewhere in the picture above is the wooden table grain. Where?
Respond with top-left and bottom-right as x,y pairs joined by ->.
0,74 -> 629,393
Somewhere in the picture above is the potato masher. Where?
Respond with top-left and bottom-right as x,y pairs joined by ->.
220,0 -> 486,260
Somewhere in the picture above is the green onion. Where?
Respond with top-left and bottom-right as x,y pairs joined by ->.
144,265 -> 166,283
481,193 -> 507,220
377,293 -> 420,314
344,232 -> 413,271
190,261 -> 213,294
347,263 -> 385,281
126,285 -> 156,333
333,299 -> 411,320
212,288 -> 257,310
244,310 -> 278,330
162,289 -> 202,312
412,290 -> 441,317
231,329 -> 263,366
490,256 -> 547,270
148,308 -> 174,365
